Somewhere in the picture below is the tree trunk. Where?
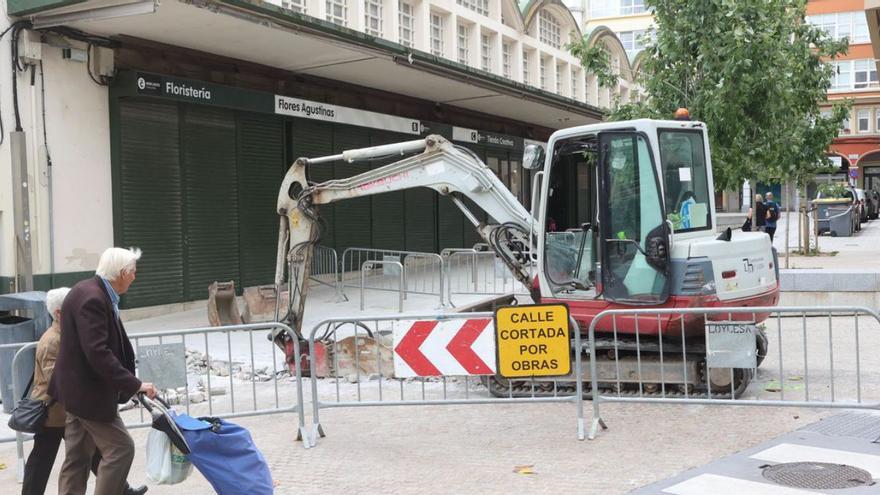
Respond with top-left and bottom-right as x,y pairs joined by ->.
784,181 -> 791,268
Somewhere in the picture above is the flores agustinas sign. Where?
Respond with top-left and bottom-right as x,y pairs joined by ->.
275,95 -> 420,135
494,304 -> 571,378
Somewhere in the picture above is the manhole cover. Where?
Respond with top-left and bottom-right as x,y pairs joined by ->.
762,462 -> 874,489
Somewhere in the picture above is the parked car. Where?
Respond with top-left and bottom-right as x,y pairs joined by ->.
855,189 -> 871,224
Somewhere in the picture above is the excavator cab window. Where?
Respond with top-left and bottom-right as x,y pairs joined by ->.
543,135 -> 599,294
597,132 -> 670,304
659,130 -> 712,232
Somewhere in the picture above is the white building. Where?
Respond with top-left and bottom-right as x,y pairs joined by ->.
0,0 -> 635,308
260,0 -> 640,108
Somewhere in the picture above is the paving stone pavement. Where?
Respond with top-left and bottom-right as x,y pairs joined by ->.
0,402 -> 827,494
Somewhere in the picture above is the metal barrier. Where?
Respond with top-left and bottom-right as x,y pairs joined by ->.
3,342 -> 36,482
340,248 -> 444,302
360,260 -> 405,312
302,312 -> 584,448
309,245 -> 340,293
586,306 -> 880,440
443,250 -> 530,306
4,322 -> 306,482
403,253 -> 445,308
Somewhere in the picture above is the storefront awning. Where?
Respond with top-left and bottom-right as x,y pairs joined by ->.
18,0 -> 605,129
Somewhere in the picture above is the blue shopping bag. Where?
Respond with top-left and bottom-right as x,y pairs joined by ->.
170,412 -> 274,495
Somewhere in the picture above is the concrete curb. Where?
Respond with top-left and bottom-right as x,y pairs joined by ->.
779,269 -> 880,292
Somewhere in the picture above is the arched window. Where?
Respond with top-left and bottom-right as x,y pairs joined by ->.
538,10 -> 561,48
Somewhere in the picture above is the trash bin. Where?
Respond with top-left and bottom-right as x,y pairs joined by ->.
814,200 -> 855,237
0,292 -> 49,413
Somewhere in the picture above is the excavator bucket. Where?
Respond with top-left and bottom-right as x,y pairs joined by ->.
207,281 -> 243,327
320,333 -> 394,379
242,285 -> 289,323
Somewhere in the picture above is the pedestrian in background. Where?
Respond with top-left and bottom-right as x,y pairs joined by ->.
748,193 -> 767,232
22,287 -> 147,495
764,192 -> 780,242
49,247 -> 158,495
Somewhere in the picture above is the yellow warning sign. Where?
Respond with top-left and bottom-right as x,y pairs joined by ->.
494,304 -> 571,378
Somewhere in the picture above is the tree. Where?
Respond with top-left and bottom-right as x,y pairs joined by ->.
569,0 -> 850,191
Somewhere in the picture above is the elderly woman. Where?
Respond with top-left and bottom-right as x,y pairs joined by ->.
22,288 -> 147,495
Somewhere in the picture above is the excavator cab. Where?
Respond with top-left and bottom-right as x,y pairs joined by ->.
538,128 -> 671,306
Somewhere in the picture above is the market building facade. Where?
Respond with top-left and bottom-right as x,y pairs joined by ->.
0,0 -> 638,308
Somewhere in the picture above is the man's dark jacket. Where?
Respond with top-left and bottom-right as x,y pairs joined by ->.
48,276 -> 141,422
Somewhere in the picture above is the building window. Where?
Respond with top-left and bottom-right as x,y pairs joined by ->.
540,57 -> 547,90
841,115 -> 851,134
364,0 -> 383,37
502,42 -> 511,78
807,12 -> 871,44
618,29 -> 650,52
522,49 -> 530,84
858,109 -> 871,133
832,60 -> 879,91
571,68 -> 578,98
399,1 -> 414,48
556,63 -> 562,94
538,10 -> 561,49
591,0 -> 646,18
458,23 -> 470,65
457,0 -> 489,16
282,0 -> 306,14
430,13 -> 445,57
620,0 -> 646,15
325,0 -> 347,26
832,60 -> 852,90
854,60 -> 878,89
481,33 -> 491,71
876,109 -> 880,132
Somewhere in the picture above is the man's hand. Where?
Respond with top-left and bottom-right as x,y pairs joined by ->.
139,382 -> 159,399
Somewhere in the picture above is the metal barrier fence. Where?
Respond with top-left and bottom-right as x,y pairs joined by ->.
302,312 -> 584,448
4,322 -> 306,482
310,245 -> 340,294
443,250 -> 531,306
586,306 -> 880,440
360,260 -> 405,312
339,248 -> 444,303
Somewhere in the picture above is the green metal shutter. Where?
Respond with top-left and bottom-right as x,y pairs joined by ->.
405,190 -> 437,253
116,100 -> 185,308
182,107 -> 240,300
291,120 -> 335,248
369,131 -> 407,250
462,144 -> 487,248
332,125 -> 372,254
437,196 -> 464,250
237,113 -> 285,288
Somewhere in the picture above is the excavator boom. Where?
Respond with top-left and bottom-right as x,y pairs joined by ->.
273,135 -> 536,341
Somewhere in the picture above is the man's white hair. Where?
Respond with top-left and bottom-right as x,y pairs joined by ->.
95,247 -> 142,281
46,287 -> 71,315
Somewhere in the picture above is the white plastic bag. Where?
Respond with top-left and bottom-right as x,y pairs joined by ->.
146,428 -> 193,484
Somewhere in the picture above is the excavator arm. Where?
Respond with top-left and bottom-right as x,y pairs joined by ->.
271,135 -> 537,347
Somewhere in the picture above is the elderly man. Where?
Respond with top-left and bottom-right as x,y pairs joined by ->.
49,247 -> 158,495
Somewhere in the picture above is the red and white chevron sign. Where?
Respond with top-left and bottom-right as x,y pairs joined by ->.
393,319 -> 496,377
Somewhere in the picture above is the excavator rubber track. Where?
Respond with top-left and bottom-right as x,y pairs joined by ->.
483,328 -> 767,400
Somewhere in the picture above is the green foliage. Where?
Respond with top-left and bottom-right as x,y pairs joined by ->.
567,40 -> 619,89
571,0 -> 851,191
817,182 -> 848,199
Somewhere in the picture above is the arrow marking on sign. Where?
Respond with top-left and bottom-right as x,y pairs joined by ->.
394,320 -> 442,376
446,318 -> 493,374
393,319 -> 497,377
